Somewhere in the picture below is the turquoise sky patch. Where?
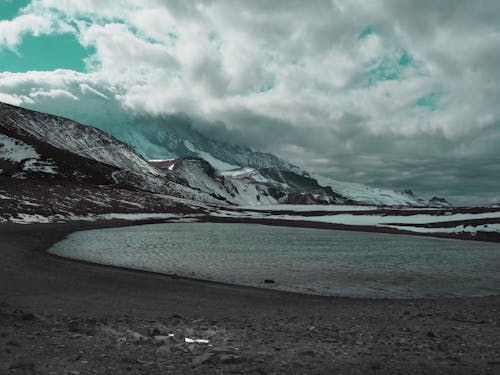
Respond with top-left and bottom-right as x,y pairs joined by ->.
0,0 -> 30,20
366,50 -> 414,84
0,33 -> 93,72
359,26 -> 373,39
415,92 -> 441,111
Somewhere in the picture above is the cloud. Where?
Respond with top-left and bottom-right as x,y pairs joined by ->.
0,14 -> 52,49
29,88 -> 78,100
0,0 -> 499,204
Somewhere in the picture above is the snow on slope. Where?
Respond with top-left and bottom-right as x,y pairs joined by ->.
0,102 -> 160,176
152,158 -> 278,205
213,208 -> 500,226
237,204 -> 376,212
183,140 -> 239,171
0,133 -> 39,162
112,114 -> 301,173
312,173 -> 423,206
0,133 -> 59,175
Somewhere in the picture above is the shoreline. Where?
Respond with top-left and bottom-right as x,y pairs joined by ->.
1,220 -> 500,374
47,219 -> 500,300
201,215 -> 500,243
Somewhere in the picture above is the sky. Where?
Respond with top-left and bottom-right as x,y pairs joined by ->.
0,0 -> 499,205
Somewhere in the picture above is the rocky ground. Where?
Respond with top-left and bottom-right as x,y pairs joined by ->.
1,222 -> 500,374
2,298 -> 500,374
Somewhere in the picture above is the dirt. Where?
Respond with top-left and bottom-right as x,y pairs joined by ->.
1,221 -> 500,374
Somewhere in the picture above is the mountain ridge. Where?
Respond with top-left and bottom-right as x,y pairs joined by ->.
0,101 -> 450,224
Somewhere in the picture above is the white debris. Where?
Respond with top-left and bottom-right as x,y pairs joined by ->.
185,337 -> 210,344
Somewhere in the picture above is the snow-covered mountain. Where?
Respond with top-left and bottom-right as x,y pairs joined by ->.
312,174 -> 451,207
0,102 -> 229,221
0,102 -> 450,222
116,114 -> 302,173
152,157 -> 350,206
103,113 -> 448,207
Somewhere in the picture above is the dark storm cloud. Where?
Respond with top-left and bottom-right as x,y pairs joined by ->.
1,0 -> 499,204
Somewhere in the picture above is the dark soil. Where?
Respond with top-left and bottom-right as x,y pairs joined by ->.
1,221 -> 500,374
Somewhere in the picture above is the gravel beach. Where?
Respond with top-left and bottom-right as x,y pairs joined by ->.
1,221 -> 500,374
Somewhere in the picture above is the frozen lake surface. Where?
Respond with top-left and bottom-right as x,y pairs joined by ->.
48,223 -> 500,298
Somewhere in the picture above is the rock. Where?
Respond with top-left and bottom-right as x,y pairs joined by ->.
299,350 -> 316,357
6,340 -> 21,347
205,329 -> 217,337
152,335 -> 172,345
67,320 -> 81,333
101,326 -> 123,338
121,356 -> 138,367
370,360 -> 384,370
8,360 -> 35,371
157,344 -> 172,355
21,312 -> 35,321
148,324 -> 169,336
264,279 -> 275,284
192,352 -> 214,366
212,346 -> 236,354
188,343 -> 203,354
218,354 -> 244,364
126,330 -> 146,343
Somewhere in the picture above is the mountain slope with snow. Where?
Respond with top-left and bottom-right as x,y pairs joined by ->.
0,102 -> 160,176
118,114 -> 301,173
1,101 -> 451,219
0,102 -> 233,222
152,158 -> 352,206
312,173 -> 451,207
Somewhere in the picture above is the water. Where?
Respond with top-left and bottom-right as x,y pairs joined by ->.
48,223 -> 500,298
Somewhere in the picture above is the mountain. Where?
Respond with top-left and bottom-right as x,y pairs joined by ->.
118,114 -> 302,173
152,157 -> 350,206
0,102 -> 224,221
312,175 -> 451,207
98,112 -> 449,207
0,102 -> 450,223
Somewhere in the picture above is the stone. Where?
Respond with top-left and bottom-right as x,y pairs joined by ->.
8,360 -> 35,371
299,350 -> 316,357
67,320 -> 81,332
157,344 -> 172,355
101,326 -> 123,338
192,352 -> 214,366
218,354 -> 244,364
126,330 -> 146,343
152,335 -> 171,345
21,312 -> 35,321
148,324 -> 169,336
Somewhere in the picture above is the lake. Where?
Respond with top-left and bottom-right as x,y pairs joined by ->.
48,223 -> 500,298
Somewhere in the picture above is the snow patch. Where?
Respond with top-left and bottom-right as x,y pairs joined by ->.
184,140 -> 240,171
0,133 -> 39,162
313,173 -> 422,206
238,204 -> 377,212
